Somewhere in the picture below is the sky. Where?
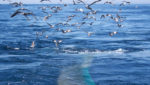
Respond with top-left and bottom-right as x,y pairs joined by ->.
0,0 -> 150,4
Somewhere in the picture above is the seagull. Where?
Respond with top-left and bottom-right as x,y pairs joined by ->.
40,0 -> 51,2
88,16 -> 96,21
14,47 -> 20,50
64,4 -> 67,6
109,31 -> 117,36
118,9 -> 122,13
89,22 -> 94,25
106,14 -> 112,17
104,1 -> 112,5
45,35 -> 48,39
62,29 -> 71,33
123,1 -> 131,4
11,11 -> 37,20
14,8 -> 31,11
73,0 -> 76,5
10,2 -> 23,7
120,1 -> 130,6
76,8 -> 84,12
47,23 -> 55,28
116,14 -> 121,19
78,0 -> 101,12
87,32 -> 94,37
117,24 -> 123,28
82,29 -> 94,37
53,40 -> 62,47
100,15 -> 105,19
51,6 -> 62,13
30,41 -> 35,48
88,0 -> 101,7
11,8 -> 37,20
114,18 -> 119,22
66,15 -> 76,22
43,14 -> 52,21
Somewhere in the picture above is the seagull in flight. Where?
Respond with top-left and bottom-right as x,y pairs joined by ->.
78,0 -> 101,12
11,8 -> 37,20
40,0 -> 51,2
53,40 -> 62,47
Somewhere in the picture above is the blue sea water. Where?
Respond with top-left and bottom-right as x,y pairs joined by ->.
0,4 -> 150,85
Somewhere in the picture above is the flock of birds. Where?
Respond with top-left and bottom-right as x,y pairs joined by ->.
6,0 -> 132,49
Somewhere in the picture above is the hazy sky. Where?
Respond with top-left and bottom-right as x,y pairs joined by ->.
0,0 -> 150,4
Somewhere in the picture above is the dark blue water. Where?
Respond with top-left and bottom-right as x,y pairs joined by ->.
0,4 -> 150,85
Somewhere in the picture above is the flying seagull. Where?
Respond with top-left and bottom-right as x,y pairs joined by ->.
11,8 -> 37,20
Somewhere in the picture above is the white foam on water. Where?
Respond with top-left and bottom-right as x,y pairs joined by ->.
62,48 -> 127,55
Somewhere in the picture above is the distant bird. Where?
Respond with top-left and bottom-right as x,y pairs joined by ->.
116,14 -> 121,19
87,32 -> 94,37
73,0 -> 76,5
104,1 -> 112,5
36,31 -> 44,36
56,28 -> 61,31
114,18 -> 119,22
40,0 -> 51,2
39,6 -> 48,11
30,41 -> 35,48
100,15 -> 105,19
109,31 -> 117,36
80,22 -> 86,25
11,12 -> 37,20
11,8 -> 37,20
14,47 -> 20,50
51,6 -> 62,10
14,8 -> 31,11
87,0 -> 101,7
71,22 -> 79,26
53,40 -> 62,47
64,4 -> 67,6
120,1 -> 130,6
78,0 -> 101,12
82,15 -> 88,20
10,2 -> 23,7
106,14 -> 112,17
89,22 -> 94,25
43,14 -> 52,21
123,1 -> 131,4
47,23 -> 55,28
45,35 -> 48,39
118,9 -> 122,13
117,24 -> 122,27
82,29 -> 94,37
88,16 -> 96,20
66,15 -> 76,22
51,6 -> 62,13
62,29 -> 71,33
76,8 -> 84,12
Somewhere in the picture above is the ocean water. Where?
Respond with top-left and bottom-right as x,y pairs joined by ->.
0,4 -> 150,85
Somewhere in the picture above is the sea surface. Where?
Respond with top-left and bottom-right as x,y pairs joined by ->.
0,4 -> 150,85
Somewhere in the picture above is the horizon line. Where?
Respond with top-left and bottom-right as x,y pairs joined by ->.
0,3 -> 150,5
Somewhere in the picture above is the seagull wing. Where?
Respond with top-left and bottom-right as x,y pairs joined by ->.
78,0 -> 86,5
88,0 -> 101,7
11,11 -> 21,17
73,0 -> 76,5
